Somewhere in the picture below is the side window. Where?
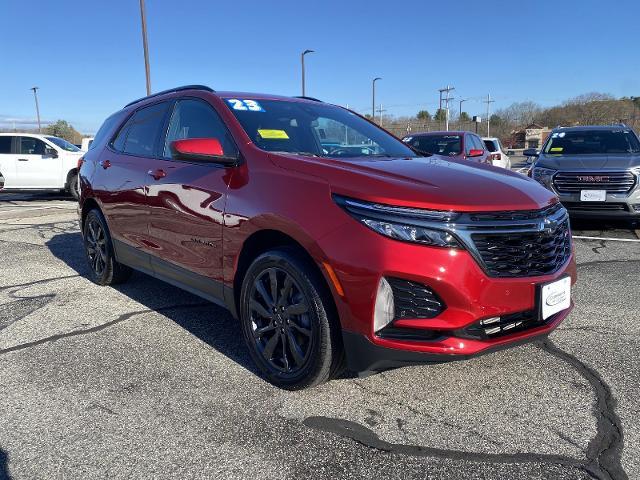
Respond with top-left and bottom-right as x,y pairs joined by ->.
92,113 -> 122,150
465,135 -> 474,154
19,137 -> 47,155
112,102 -> 169,156
0,137 -> 13,154
163,99 -> 238,158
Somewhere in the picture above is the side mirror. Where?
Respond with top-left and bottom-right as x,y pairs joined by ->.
170,138 -> 237,165
468,149 -> 484,157
45,147 -> 58,158
523,148 -> 539,157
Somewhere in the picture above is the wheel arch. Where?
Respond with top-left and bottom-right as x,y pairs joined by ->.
231,229 -> 341,328
80,197 -> 101,233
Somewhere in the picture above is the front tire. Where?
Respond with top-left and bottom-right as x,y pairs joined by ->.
239,248 -> 343,390
83,209 -> 132,285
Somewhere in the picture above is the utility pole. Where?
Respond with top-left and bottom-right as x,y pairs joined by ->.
376,104 -> 387,127
301,49 -> 314,96
139,0 -> 152,95
372,77 -> 382,121
484,93 -> 495,136
30,87 -> 41,133
439,85 -> 455,131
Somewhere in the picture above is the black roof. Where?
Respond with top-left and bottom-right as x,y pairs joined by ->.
124,85 -> 214,108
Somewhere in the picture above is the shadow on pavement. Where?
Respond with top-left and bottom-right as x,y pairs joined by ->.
0,449 -> 11,480
46,232 -> 260,379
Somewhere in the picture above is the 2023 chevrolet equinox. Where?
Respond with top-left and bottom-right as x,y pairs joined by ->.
78,85 -> 576,389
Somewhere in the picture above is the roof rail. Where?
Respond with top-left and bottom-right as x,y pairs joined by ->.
124,85 -> 214,108
293,95 -> 323,102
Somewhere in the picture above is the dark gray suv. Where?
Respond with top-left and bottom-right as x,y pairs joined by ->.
527,125 -> 640,219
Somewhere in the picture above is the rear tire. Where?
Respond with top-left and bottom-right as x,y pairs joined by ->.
239,248 -> 343,390
67,172 -> 79,200
83,209 -> 132,285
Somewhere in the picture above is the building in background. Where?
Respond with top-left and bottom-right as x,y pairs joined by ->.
510,123 -> 552,149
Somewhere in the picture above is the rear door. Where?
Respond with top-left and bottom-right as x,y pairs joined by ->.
0,136 -> 17,188
146,97 -> 239,297
94,101 -> 171,269
15,136 -> 63,187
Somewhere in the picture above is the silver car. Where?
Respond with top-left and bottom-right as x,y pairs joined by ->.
527,125 -> 640,220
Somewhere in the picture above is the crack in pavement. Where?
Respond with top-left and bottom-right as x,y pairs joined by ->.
0,302 -> 210,356
304,338 -> 627,480
0,274 -> 80,292
538,339 -> 626,480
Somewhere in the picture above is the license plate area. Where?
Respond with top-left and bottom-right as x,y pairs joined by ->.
580,189 -> 606,201
538,276 -> 571,320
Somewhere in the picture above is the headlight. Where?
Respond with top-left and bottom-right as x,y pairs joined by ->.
333,195 -> 462,248
531,167 -> 556,188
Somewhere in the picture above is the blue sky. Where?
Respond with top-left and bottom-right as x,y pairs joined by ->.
1,0 -> 639,133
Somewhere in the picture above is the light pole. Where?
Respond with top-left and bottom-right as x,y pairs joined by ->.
372,77 -> 382,122
484,93 -> 495,136
459,99 -> 467,123
301,49 -> 314,97
139,0 -> 152,95
30,87 -> 41,133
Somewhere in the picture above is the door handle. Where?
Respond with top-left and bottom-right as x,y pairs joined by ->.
147,169 -> 166,180
99,159 -> 112,169
17,158 -> 29,162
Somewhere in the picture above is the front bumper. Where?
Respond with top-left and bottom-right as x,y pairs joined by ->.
319,219 -> 577,372
557,191 -> 640,219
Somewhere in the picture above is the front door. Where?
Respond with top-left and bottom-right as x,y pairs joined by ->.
146,97 -> 239,299
15,136 -> 62,188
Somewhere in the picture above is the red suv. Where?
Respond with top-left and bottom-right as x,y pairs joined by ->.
402,131 -> 491,164
79,85 -> 576,389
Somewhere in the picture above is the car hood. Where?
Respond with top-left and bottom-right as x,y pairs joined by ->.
537,153 -> 640,170
270,153 -> 557,212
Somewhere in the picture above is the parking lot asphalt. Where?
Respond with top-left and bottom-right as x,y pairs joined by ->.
0,192 -> 638,480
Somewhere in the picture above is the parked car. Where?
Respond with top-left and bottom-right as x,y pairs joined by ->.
527,125 -> 640,219
483,137 -> 511,169
79,85 -> 576,389
401,131 -> 491,165
0,133 -> 83,198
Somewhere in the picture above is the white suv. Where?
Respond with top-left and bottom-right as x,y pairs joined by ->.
0,133 -> 83,199
482,137 -> 511,169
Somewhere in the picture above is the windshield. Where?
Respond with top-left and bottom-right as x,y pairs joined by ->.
46,136 -> 81,152
224,98 -> 417,158
543,129 -> 640,155
403,134 -> 461,156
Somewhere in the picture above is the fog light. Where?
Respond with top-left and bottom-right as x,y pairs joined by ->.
480,317 -> 500,326
632,204 -> 640,212
374,277 -> 395,333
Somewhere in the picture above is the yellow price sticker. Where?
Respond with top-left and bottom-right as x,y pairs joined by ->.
550,147 -> 563,152
258,129 -> 289,140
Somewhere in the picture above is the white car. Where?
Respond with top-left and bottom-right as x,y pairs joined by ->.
0,133 -> 84,199
482,137 -> 511,169
81,137 -> 94,152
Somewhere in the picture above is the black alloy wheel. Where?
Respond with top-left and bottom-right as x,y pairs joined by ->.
249,267 -> 313,374
240,248 -> 343,389
85,217 -> 107,278
83,209 -> 132,286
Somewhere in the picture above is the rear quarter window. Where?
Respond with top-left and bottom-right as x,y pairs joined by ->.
111,102 -> 170,156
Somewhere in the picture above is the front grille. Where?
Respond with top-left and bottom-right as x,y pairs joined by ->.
553,171 -> 636,193
469,202 -> 563,222
459,310 -> 556,340
471,218 -> 571,277
386,277 -> 445,319
562,202 -> 628,212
